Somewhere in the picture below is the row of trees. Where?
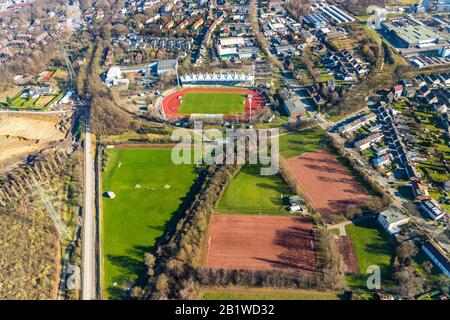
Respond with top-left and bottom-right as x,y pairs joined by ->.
75,33 -> 135,135
0,148 -> 84,299
394,241 -> 450,298
283,0 -> 312,22
344,0 -> 390,15
330,135 -> 393,210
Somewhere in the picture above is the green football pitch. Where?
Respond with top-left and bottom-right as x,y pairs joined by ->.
178,92 -> 246,115
217,165 -> 292,215
101,148 -> 197,299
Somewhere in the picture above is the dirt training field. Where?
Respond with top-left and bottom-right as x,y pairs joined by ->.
285,150 -> 368,217
0,113 -> 70,173
336,236 -> 359,275
205,215 -> 316,272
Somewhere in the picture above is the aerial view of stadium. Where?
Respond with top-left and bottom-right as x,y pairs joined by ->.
0,0 -> 449,313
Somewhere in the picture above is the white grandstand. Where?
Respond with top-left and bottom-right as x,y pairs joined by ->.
180,72 -> 255,87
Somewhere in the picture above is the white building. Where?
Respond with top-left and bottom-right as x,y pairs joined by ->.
438,46 -> 450,58
377,208 -> 410,234
180,72 -> 254,86
219,37 -> 245,46
105,66 -> 129,88
354,132 -> 384,150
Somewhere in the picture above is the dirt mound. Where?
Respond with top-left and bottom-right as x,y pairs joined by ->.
0,113 -> 71,173
0,114 -> 66,142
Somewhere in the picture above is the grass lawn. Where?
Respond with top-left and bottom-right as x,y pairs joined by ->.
345,219 -> 395,291
1,90 -> 64,110
179,92 -> 246,115
200,287 -> 340,300
102,148 -> 197,299
216,165 -> 291,215
279,128 -> 327,158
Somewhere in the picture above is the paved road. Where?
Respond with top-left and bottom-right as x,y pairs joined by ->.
82,111 -> 96,300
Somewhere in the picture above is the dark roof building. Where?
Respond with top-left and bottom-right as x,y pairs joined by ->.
283,99 -> 307,118
422,240 -> 450,277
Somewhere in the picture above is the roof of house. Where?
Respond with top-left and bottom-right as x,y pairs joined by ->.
157,59 -> 177,72
393,84 -> 404,92
283,98 -> 307,116
421,198 -> 445,218
423,240 -> 450,272
379,208 -> 409,224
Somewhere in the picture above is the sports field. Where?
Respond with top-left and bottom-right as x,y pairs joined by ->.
205,215 -> 316,272
200,287 -> 339,300
285,149 -> 368,217
101,147 -> 197,299
178,92 -> 246,115
217,165 -> 291,215
279,128 -> 327,158
345,219 -> 395,290
161,87 -> 264,120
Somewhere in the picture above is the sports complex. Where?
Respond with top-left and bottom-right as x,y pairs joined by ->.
99,71 -> 395,299
160,87 -> 265,121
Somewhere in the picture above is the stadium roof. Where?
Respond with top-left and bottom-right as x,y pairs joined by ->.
180,72 -> 254,83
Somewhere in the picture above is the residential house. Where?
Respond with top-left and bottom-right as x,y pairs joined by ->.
411,179 -> 430,199
373,153 -> 392,167
354,132 -> 384,150
419,199 -> 446,220
422,240 -> 450,277
393,84 -> 404,99
377,208 -> 410,234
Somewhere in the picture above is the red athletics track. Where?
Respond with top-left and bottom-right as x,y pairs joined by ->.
161,87 -> 265,121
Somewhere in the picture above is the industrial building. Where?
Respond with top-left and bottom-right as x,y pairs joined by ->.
381,22 -> 441,49
302,13 -> 328,29
310,3 -> 355,24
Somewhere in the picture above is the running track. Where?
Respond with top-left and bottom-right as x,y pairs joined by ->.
161,87 -> 265,121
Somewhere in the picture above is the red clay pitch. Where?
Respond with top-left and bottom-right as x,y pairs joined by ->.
205,215 -> 316,272
285,149 -> 369,217
161,87 -> 264,121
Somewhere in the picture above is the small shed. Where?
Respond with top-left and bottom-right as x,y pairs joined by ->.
104,191 -> 116,199
288,195 -> 302,206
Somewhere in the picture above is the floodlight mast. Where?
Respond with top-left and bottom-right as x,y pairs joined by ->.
176,58 -> 181,87
248,94 -> 253,123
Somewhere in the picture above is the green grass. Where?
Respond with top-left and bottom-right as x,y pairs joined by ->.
201,288 -> 340,300
1,89 -> 64,110
345,219 -> 395,291
102,148 -> 197,299
279,128 -> 327,158
217,165 -> 292,215
178,92 -> 246,115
